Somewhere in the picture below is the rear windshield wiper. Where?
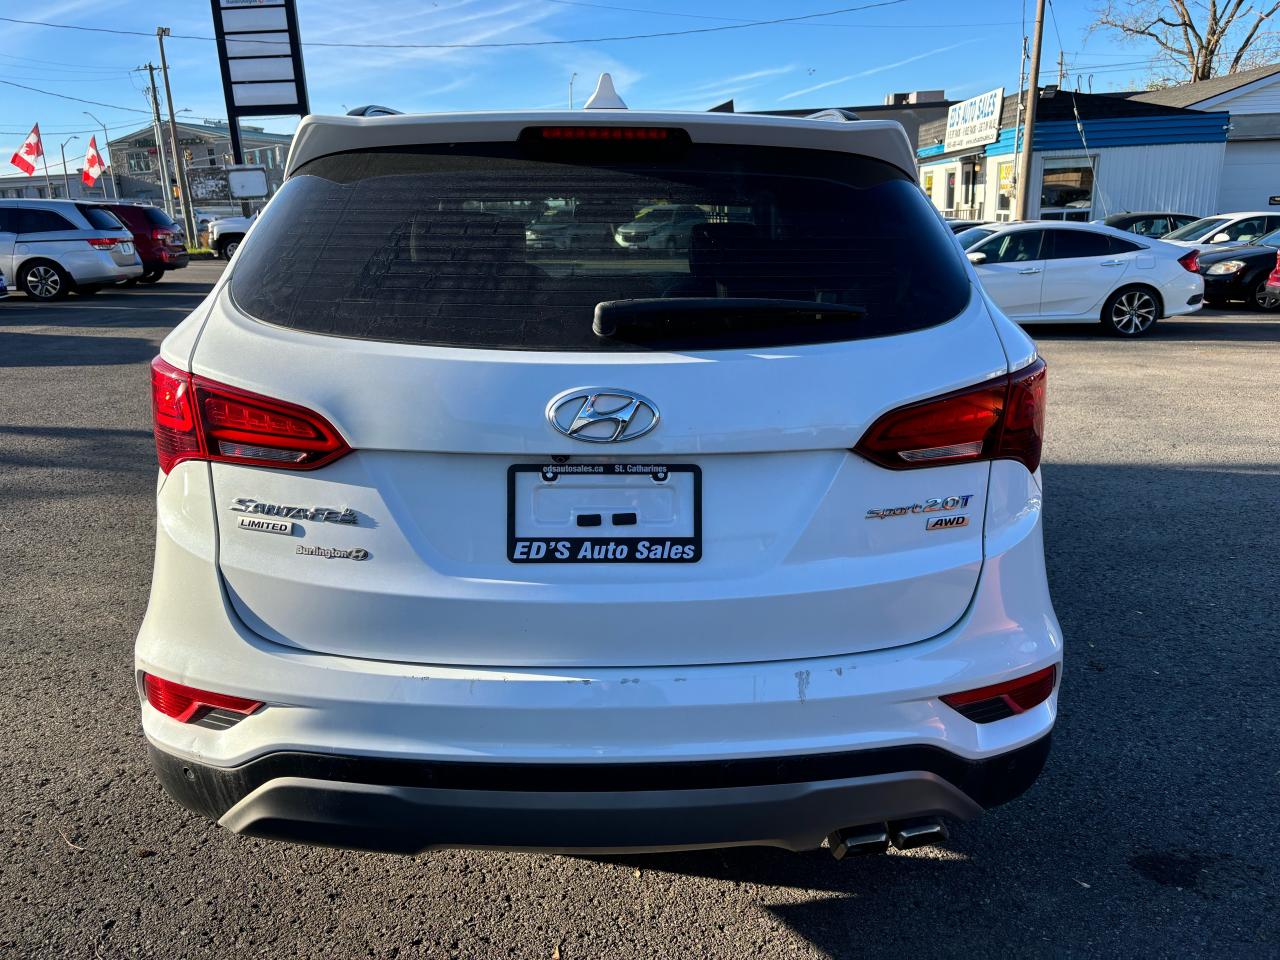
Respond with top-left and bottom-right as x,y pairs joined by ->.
592,298 -> 866,340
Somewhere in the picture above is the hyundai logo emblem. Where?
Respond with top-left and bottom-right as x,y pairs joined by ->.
546,388 -> 659,443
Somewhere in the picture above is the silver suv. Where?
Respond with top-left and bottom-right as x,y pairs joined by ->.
0,199 -> 142,300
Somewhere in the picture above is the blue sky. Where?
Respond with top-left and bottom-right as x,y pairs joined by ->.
2,0 -> 1171,172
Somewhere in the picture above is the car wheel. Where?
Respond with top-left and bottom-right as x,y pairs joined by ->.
1252,280 -> 1280,312
138,268 -> 166,285
1102,286 -> 1160,337
19,261 -> 70,301
219,237 -> 241,259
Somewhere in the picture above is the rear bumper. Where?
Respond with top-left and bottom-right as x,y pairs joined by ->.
149,735 -> 1051,854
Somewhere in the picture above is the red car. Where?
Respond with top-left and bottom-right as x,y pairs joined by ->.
92,204 -> 189,284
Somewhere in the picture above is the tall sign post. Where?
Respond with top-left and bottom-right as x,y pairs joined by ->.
209,0 -> 310,171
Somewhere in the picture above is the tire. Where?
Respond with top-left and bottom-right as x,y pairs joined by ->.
218,236 -> 242,259
19,260 -> 70,301
1251,278 -> 1280,312
1101,286 -> 1160,337
138,268 -> 165,285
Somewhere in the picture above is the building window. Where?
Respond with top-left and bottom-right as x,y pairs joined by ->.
997,161 -> 1014,212
945,170 -> 956,210
1040,158 -> 1095,221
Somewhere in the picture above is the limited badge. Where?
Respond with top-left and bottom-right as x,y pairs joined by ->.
926,515 -> 969,531
237,516 -> 294,535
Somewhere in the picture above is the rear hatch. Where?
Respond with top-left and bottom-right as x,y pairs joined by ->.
185,122 -> 1007,668
76,204 -> 136,266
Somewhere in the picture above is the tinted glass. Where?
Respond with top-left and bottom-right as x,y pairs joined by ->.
77,205 -> 126,231
142,207 -> 178,228
973,230 -> 1044,264
0,209 -> 17,232
1165,216 -> 1227,241
1046,230 -> 1113,260
230,142 -> 971,351
1107,235 -> 1144,254
955,226 -> 996,248
16,209 -> 76,233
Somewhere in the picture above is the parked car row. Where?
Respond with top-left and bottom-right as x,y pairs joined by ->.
0,198 -> 189,301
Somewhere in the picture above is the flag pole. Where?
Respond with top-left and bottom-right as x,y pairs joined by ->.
38,132 -> 55,198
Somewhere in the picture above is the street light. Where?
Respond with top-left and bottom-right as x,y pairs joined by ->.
569,72 -> 578,109
58,136 -> 78,199
83,111 -> 118,200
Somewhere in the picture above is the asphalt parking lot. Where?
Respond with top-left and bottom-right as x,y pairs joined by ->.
2,262 -> 1278,958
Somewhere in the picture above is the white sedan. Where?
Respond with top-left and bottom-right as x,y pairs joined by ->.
958,221 -> 1204,337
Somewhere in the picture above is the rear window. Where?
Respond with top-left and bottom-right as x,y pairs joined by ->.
230,140 -> 971,351
77,205 -> 126,231
142,206 -> 178,228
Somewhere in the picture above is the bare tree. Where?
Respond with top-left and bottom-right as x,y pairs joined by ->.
1093,0 -> 1280,84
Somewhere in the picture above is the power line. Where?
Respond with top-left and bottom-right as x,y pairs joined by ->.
0,2 -> 917,50
540,0 -> 1018,28
0,78 -> 153,114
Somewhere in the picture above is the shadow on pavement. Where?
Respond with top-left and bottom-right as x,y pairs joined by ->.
585,461 -> 1280,954
0,331 -> 157,366
1031,310 -> 1280,342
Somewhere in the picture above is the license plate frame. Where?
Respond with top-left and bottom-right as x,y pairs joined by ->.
507,462 -> 701,564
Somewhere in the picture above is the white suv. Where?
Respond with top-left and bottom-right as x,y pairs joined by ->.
138,105 -> 1061,858
0,199 -> 142,299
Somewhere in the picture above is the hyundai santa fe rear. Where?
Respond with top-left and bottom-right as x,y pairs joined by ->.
137,104 -> 1061,857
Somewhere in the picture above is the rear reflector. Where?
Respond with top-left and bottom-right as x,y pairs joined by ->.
150,356 -> 350,473
941,666 -> 1056,723
143,673 -> 263,724
854,358 -> 1047,472
1178,249 -> 1200,273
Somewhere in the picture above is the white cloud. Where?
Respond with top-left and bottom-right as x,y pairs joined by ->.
777,39 -> 979,102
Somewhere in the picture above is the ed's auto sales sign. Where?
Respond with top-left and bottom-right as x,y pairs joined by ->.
944,88 -> 1004,152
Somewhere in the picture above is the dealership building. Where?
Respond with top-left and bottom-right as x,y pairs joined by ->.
917,64 -> 1280,222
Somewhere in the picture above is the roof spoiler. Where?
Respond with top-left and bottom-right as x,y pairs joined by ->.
804,108 -> 861,122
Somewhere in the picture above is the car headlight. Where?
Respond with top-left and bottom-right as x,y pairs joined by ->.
1205,260 -> 1246,275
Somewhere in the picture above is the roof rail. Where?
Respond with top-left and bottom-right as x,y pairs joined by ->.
804,108 -> 861,122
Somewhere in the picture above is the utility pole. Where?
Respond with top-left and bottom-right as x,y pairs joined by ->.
144,64 -> 175,219
1057,50 -> 1066,86
157,27 -> 198,244
1014,0 -> 1046,221
83,112 -> 118,200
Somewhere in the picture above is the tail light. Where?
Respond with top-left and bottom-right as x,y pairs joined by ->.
143,673 -> 262,723
150,356 -> 350,474
854,359 -> 1047,472
151,227 -> 172,241
1177,249 -> 1200,273
941,666 -> 1056,723
87,237 -> 120,249
1269,250 -> 1280,287
532,126 -> 671,141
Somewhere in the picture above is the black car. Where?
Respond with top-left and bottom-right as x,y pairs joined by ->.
1097,212 -> 1199,239
944,218 -> 991,233
1197,230 -> 1280,311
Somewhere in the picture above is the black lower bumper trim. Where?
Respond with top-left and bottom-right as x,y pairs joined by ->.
150,734 -> 1050,824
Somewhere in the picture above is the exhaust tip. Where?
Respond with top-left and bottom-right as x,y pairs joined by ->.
888,817 -> 949,850
827,824 -> 890,859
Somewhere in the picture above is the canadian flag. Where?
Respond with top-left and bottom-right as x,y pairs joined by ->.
82,136 -> 105,187
10,123 -> 43,176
